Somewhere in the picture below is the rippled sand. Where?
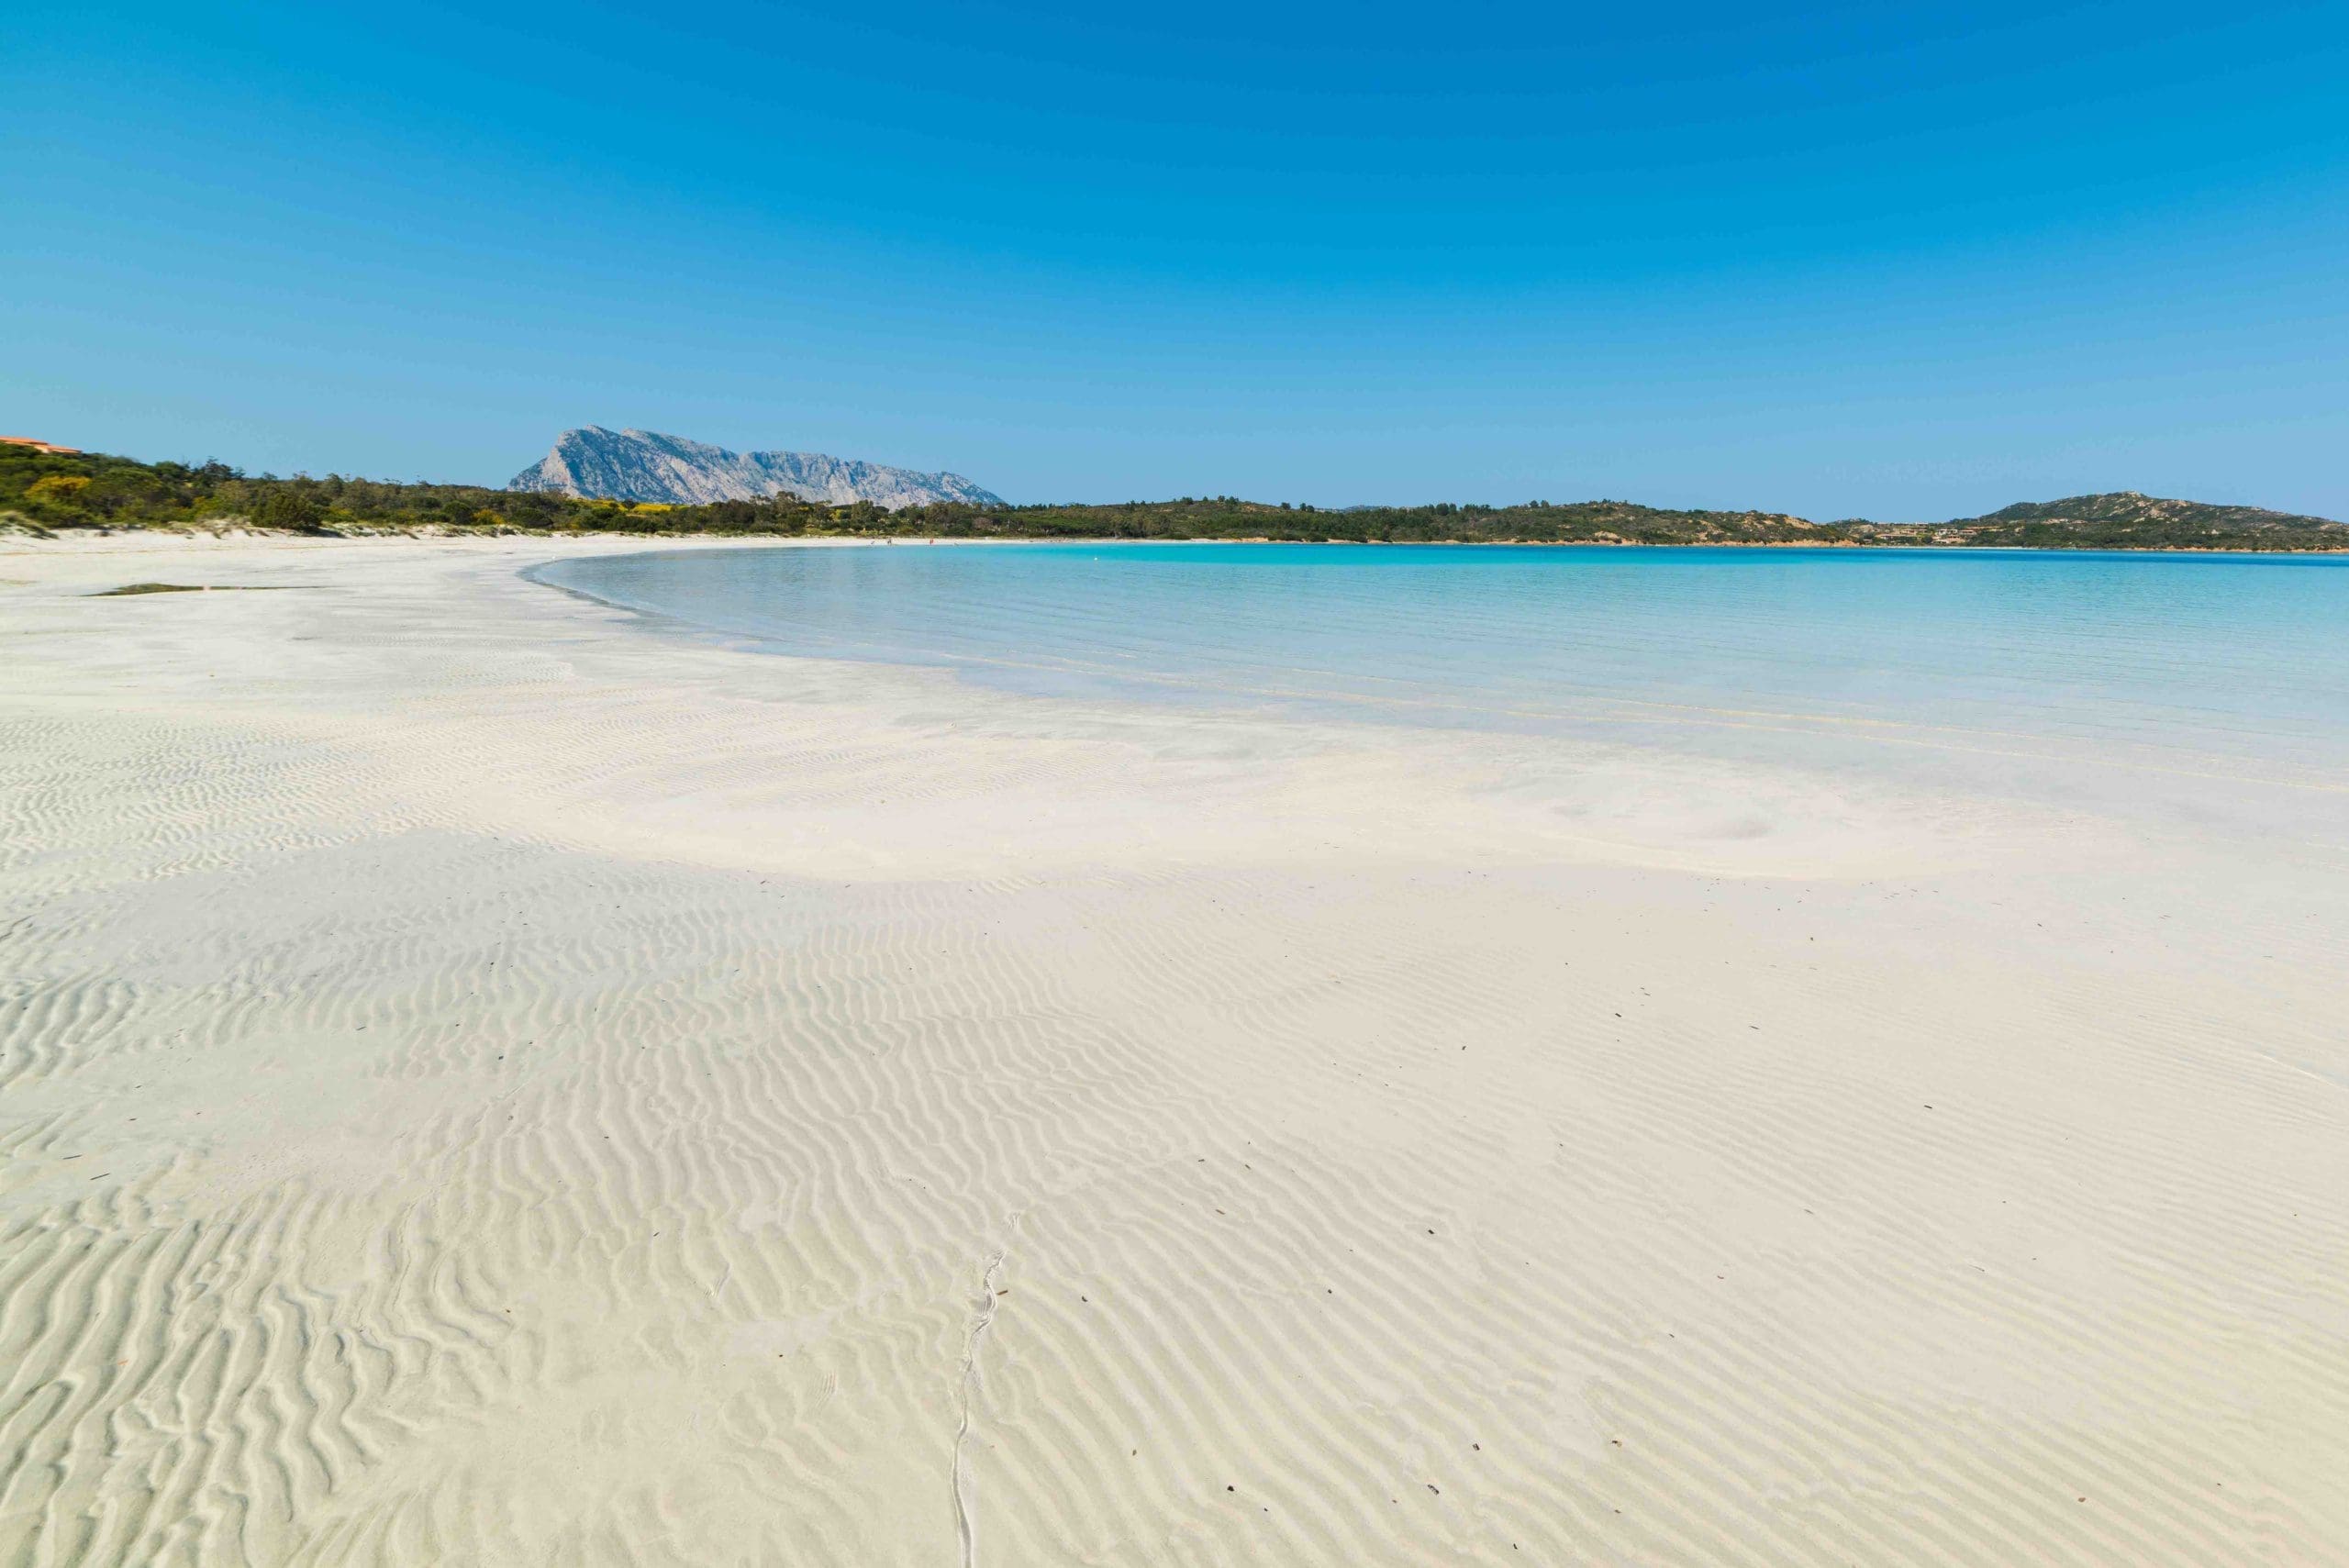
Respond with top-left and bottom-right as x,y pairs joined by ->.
4,536 -> 2345,1566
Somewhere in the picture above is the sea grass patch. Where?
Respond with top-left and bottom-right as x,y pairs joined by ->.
92,583 -> 300,596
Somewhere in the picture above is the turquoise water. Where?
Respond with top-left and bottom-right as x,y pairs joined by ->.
529,543 -> 2349,789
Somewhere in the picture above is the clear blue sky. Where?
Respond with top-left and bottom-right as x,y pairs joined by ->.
7,2 -> 2345,517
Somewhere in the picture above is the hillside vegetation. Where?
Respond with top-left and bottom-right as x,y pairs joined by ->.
1848,492 -> 2345,550
4,448 -> 2341,550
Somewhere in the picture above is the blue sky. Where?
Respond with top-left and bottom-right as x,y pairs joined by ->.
6,2 -> 2345,517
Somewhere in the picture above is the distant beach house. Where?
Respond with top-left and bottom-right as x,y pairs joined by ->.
1,436 -> 83,455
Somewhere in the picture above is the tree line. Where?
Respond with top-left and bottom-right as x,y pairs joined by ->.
5,444 -> 2339,550
0,447 -> 1845,544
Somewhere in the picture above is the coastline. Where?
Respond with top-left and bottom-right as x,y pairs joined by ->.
12,521 -> 2349,554
3,534 -> 2344,1564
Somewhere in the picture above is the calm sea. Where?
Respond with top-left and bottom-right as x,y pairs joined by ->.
529,543 -> 2349,797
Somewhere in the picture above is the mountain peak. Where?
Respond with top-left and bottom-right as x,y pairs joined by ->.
508,427 -> 1004,509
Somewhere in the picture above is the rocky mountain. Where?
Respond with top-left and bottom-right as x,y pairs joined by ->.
508,427 -> 1004,510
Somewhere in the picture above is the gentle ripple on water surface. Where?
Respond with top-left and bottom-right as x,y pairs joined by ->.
530,543 -> 2349,794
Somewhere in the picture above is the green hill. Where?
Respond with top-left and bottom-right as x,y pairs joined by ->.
4,445 -> 2341,550
1848,491 -> 2344,550
1966,492 -> 2339,530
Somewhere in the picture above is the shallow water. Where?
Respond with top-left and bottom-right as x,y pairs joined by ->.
531,542 -> 2349,793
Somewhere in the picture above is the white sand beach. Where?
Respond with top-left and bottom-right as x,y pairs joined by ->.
4,535 -> 2345,1566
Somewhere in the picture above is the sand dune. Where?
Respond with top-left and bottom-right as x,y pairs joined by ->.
3,536 -> 2345,1565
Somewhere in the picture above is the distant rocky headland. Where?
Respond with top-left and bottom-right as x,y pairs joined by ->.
3,439 -> 2342,551
509,427 -> 1004,510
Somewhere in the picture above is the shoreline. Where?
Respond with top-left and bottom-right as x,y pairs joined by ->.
10,524 -> 2349,556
